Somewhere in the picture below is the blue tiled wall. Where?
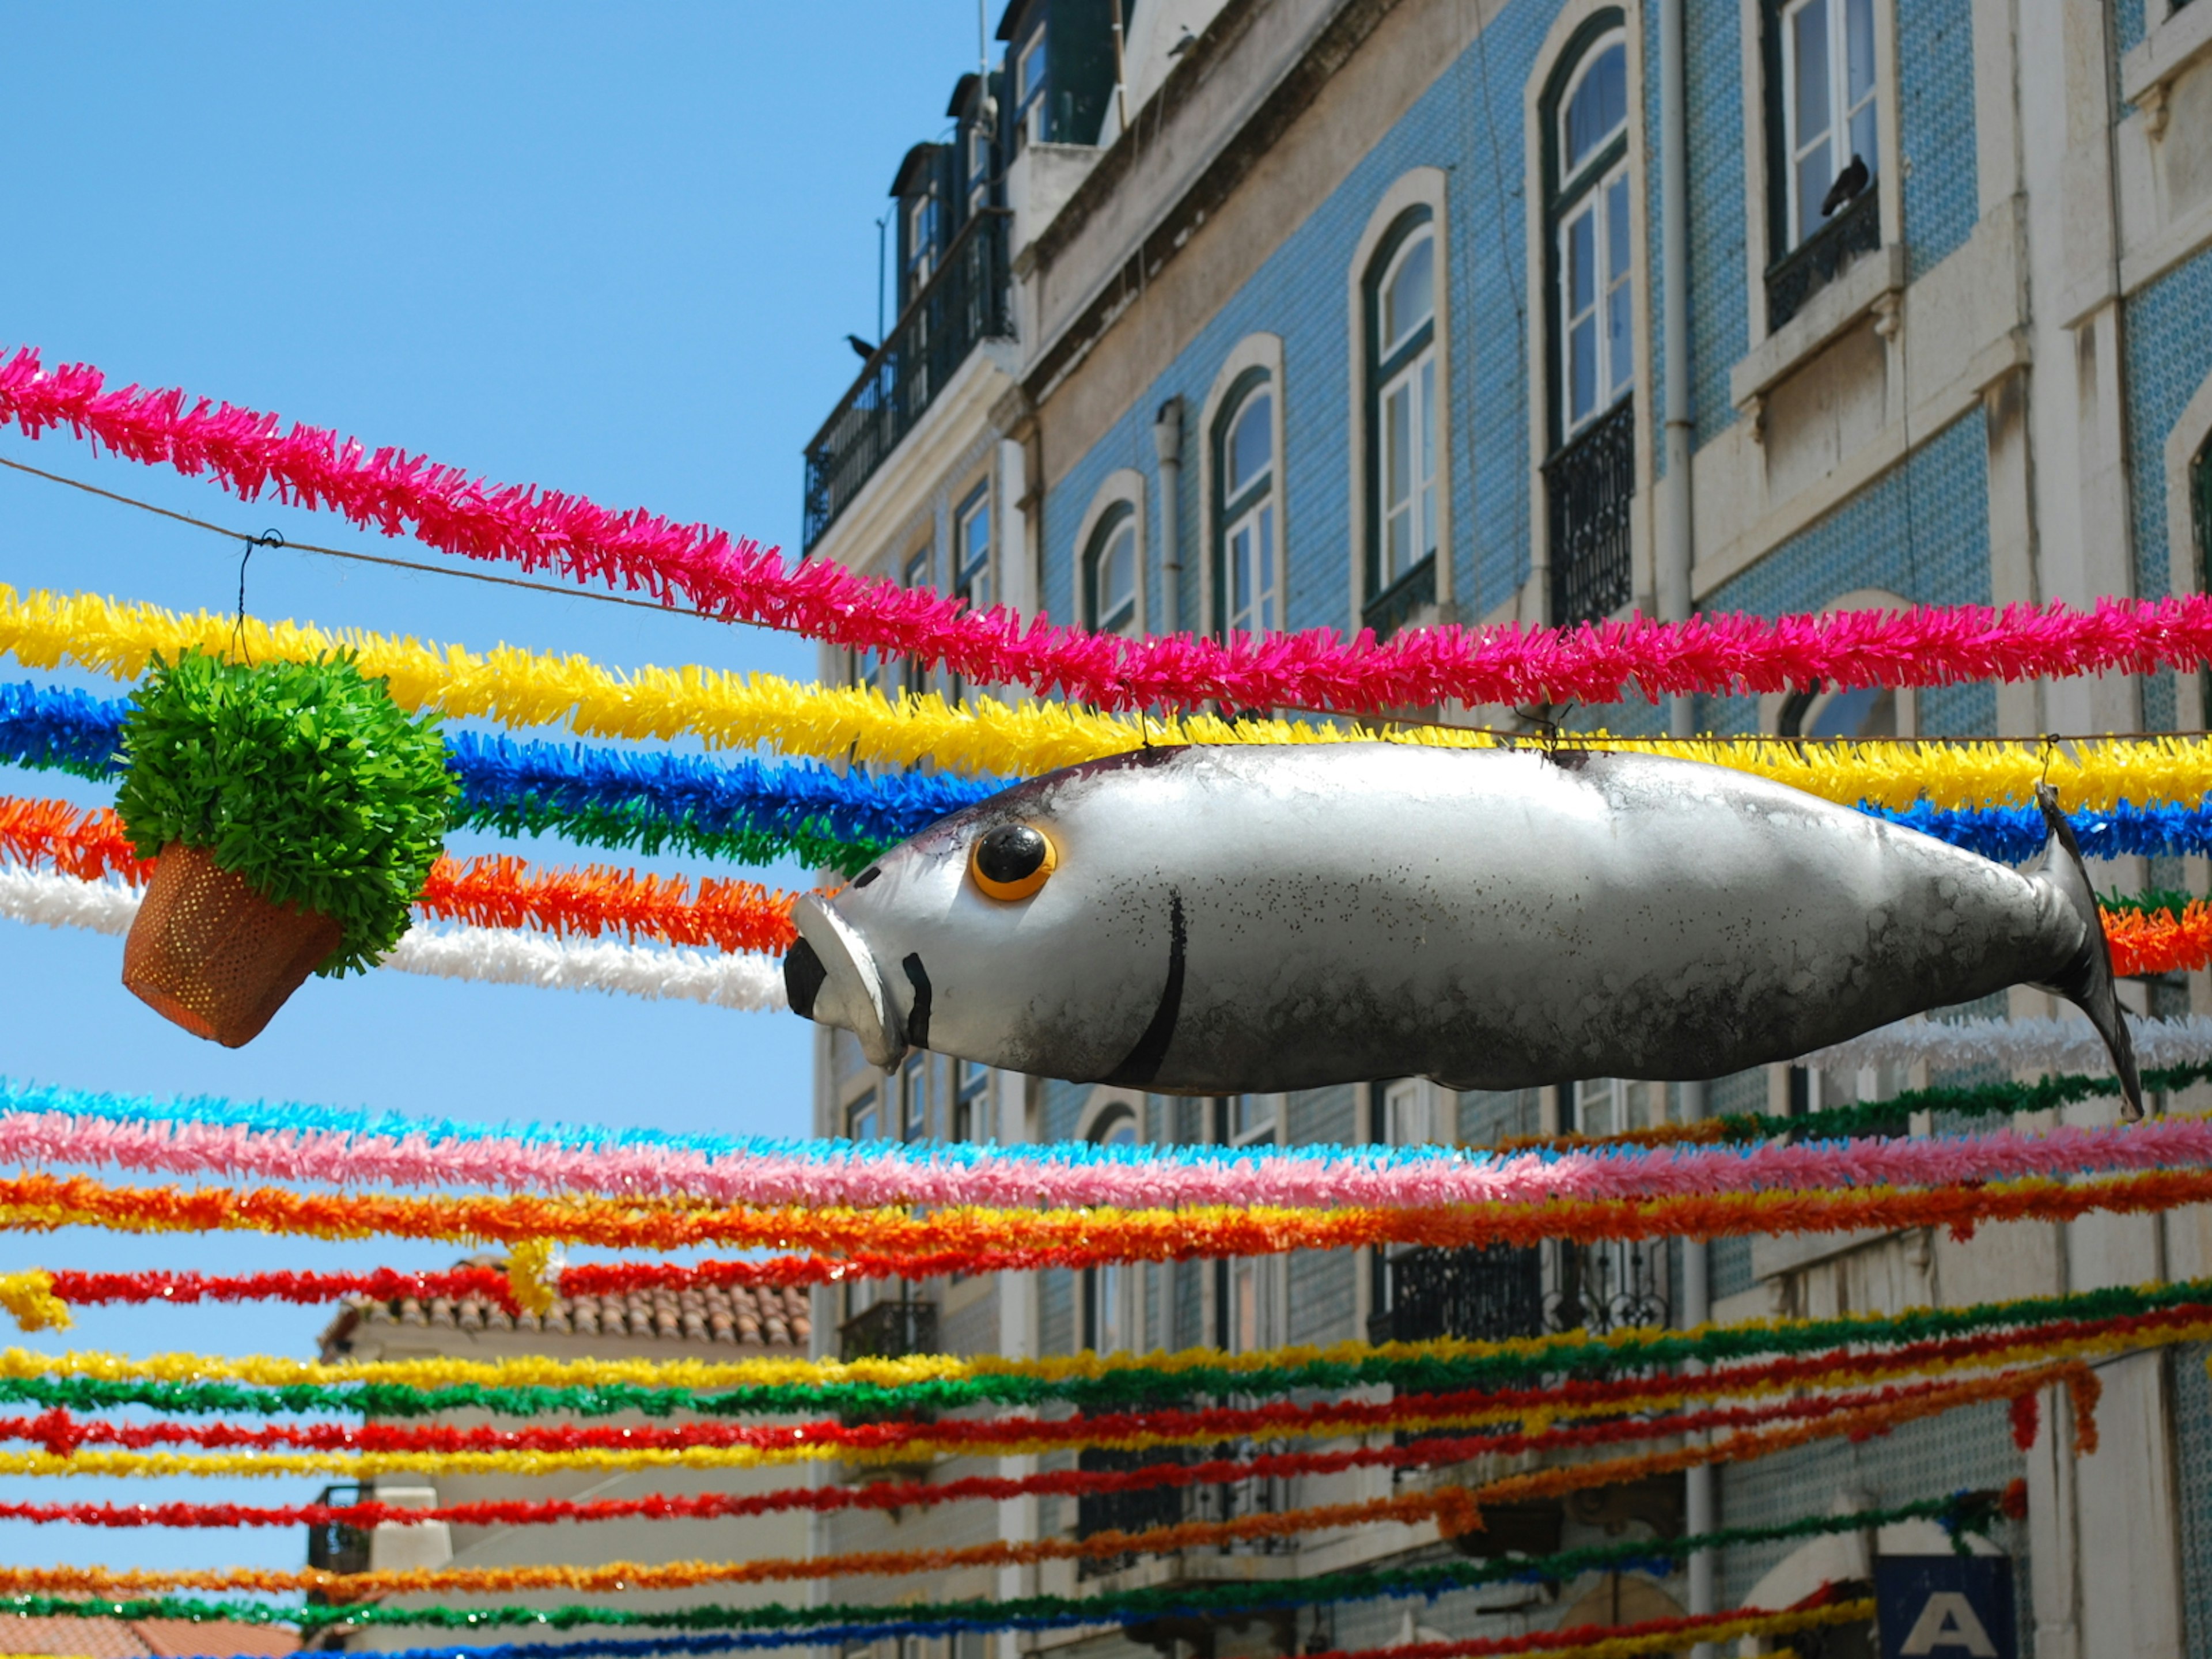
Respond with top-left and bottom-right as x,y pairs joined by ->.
1695,410 -> 1995,736
2123,248 -> 2212,733
1898,0 -> 1979,279
1685,0 -> 1749,446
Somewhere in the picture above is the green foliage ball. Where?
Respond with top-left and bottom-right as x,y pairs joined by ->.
116,649 -> 457,976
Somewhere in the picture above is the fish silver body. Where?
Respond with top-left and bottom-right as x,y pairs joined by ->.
785,743 -> 2139,1109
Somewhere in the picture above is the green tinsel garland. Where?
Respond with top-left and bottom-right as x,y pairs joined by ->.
3,1278 -> 2204,1422
1704,1061 -> 2212,1146
0,1490 -> 2009,1634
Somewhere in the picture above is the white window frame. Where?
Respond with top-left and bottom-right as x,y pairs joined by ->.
1199,336 -> 1289,649
955,483 -> 993,614
1779,0 -> 1879,252
1017,28 -> 1048,145
1375,232 -> 1439,593
1346,172 -> 1455,633
1086,1110 -> 1140,1354
1554,31 -> 1633,440
1220,385 -> 1280,638
1073,469 -> 1147,638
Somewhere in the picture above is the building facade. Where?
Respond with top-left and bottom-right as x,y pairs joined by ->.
310,1264 -> 815,1647
802,1 -> 2212,1654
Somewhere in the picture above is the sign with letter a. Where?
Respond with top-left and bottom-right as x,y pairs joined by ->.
1874,1555 -> 2016,1659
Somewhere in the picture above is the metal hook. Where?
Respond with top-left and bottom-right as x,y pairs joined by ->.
233,529 -> 284,662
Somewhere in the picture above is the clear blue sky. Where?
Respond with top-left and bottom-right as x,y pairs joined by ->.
0,4 -> 985,1575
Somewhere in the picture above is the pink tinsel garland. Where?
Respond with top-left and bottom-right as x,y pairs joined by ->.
6,344 -> 2210,713
3,1107 -> 2203,1212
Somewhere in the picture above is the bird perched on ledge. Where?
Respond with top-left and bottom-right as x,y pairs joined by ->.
1822,153 -> 1870,217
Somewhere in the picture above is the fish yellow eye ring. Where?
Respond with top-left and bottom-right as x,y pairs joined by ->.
969,823 -> 1057,902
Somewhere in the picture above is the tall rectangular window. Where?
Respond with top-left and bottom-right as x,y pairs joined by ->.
1368,221 -> 1438,603
1781,0 -> 1877,248
1017,28 -> 1048,145
956,487 -> 993,613
1214,378 -> 1279,639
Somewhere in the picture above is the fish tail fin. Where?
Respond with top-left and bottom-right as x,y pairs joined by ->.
2029,782 -> 2145,1120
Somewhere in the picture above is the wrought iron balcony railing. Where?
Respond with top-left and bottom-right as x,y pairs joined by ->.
1075,1438 -> 1293,1580
1765,185 -> 1881,332
802,209 -> 1013,552
839,1297 -> 938,1363
305,1482 -> 370,1601
1372,1238 -> 1666,1346
1544,396 -> 1635,627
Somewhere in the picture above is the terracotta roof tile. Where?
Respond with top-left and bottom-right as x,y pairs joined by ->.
0,1616 -> 151,1658
129,1620 -> 298,1658
326,1257 -> 811,1354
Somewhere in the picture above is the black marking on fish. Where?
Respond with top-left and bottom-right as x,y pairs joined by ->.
1103,889 -> 1186,1086
783,938 -> 827,1020
854,866 -> 882,888
903,953 -> 934,1050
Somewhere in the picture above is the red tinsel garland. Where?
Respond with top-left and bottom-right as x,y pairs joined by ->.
11,344 -> 2212,714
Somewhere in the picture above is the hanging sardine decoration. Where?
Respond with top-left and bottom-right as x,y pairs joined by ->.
783,744 -> 2143,1117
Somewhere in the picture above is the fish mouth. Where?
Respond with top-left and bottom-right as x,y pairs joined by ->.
785,895 -> 908,1070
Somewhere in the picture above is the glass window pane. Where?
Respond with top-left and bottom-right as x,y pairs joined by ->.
1564,41 -> 1628,174
1420,359 -> 1436,490
1229,391 -> 1272,497
1606,175 -> 1630,281
1845,0 -> 1876,105
1105,524 -> 1135,627
1383,235 -> 1434,353
1230,521 -> 1253,624
1569,316 -> 1598,425
1797,149 -> 1831,242
1608,282 -> 1633,396
1793,1 -> 1831,151
1256,505 -> 1276,626
1386,382 -> 1411,505
1850,100 -> 1878,176
1567,207 -> 1596,313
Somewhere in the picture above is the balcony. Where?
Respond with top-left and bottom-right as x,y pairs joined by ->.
838,1296 -> 938,1363
1543,396 -> 1635,627
802,209 -> 1013,552
1766,185 -> 1881,333
1370,1238 -> 1666,1346
1075,1440 -> 1293,1581
305,1482 -> 369,1600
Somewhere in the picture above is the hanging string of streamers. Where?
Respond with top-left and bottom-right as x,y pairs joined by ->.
0,1374 -> 2063,1482
13,583 -> 2212,808
12,1165 -> 2212,1261
10,1277 -> 2198,1415
10,1092 -> 2212,1215
0,1317 -> 2181,1486
0,682 -> 956,875
1802,1013 -> 2212,1074
12,1053 -> 2198,1192
0,1600 -> 1883,1659
1525,1063 -> 2212,1152
23,679 -> 2212,876
0,797 -> 802,953
0,1357 -> 2088,1593
0,1490 -> 2011,1641
0,867 -> 786,1012
12,344 -> 2212,714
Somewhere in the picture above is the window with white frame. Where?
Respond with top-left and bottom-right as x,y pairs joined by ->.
844,1090 -> 881,1317
1084,1109 -> 1139,1355
952,1058 -> 993,1143
956,485 -> 993,613
897,1052 -> 930,1142
1573,1077 -> 1668,1138
1084,502 -> 1139,635
1222,1096 -> 1280,1354
1213,376 -> 1279,639
1366,218 -> 1438,603
1016,26 -> 1048,145
1552,31 -> 1633,439
1779,0 -> 1877,249
900,546 -> 933,698
1382,1078 -> 1435,1148
906,190 -> 937,296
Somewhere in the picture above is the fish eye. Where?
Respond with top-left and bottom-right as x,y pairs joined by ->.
969,823 -> 1056,902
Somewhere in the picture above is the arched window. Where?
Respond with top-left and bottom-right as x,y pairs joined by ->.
1539,16 -> 1636,626
1552,31 -> 1632,438
1213,372 -> 1279,638
1084,502 -> 1139,635
1365,215 -> 1438,609
1082,1109 -> 1139,1354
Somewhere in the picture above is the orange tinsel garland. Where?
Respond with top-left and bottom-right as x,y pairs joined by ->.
0,1359 -> 2088,1600
2104,901 -> 2212,979
0,798 -> 800,954
10,1168 -> 2212,1258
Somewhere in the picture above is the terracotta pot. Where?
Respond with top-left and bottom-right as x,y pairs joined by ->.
122,843 -> 343,1047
